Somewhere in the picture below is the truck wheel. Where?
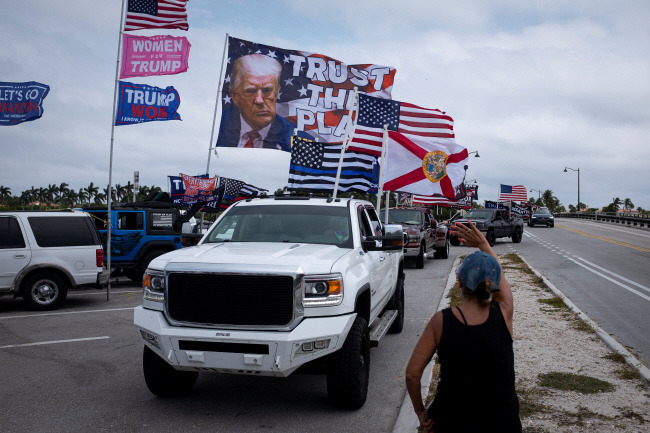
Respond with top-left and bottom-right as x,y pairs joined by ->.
435,238 -> 450,259
388,276 -> 404,334
486,230 -> 496,247
450,235 -> 460,246
143,346 -> 198,398
131,250 -> 167,282
415,243 -> 425,269
22,272 -> 67,311
512,227 -> 523,243
326,316 -> 370,409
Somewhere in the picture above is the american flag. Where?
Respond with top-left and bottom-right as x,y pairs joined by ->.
288,136 -> 379,193
220,177 -> 268,198
412,194 -> 472,209
348,93 -> 455,156
124,0 -> 189,31
498,184 -> 528,202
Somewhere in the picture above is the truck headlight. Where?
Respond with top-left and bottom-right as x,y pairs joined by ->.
474,222 -> 485,229
303,273 -> 343,307
407,234 -> 419,243
143,270 -> 165,303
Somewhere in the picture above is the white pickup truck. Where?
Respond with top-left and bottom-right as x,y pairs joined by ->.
134,196 -> 405,409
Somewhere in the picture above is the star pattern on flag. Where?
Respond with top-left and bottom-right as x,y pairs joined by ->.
357,94 -> 400,131
224,179 -> 244,196
290,138 -> 324,169
128,0 -> 157,14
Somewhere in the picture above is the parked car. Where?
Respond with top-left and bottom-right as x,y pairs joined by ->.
529,209 -> 554,227
0,210 -> 107,310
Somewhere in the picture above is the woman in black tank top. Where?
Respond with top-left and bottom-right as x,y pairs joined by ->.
405,220 -> 522,433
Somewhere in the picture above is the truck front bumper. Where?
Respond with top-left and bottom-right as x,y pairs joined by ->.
134,306 -> 356,377
403,243 -> 421,257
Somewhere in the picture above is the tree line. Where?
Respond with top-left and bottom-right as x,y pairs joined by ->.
525,189 -> 644,214
0,182 -> 162,210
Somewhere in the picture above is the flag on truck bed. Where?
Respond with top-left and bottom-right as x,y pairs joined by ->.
498,184 -> 527,202
288,136 -> 379,193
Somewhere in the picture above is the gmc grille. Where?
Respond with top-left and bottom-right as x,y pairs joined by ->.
166,273 -> 295,326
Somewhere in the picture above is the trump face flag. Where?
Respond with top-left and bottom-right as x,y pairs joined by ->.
215,36 -> 396,152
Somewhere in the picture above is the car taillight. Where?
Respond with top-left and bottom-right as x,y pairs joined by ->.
96,249 -> 104,267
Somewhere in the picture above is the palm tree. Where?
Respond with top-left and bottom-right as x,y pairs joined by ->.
624,198 -> 634,211
137,185 -> 151,201
94,192 -> 106,206
612,197 -> 622,210
47,184 -> 59,209
114,184 -> 126,202
37,187 -> 47,210
541,190 -> 560,212
104,185 -> 116,202
63,189 -> 78,208
86,182 -> 99,206
0,185 -> 11,205
77,188 -> 89,208
124,181 -> 134,202
58,182 -> 69,207
20,190 -> 32,210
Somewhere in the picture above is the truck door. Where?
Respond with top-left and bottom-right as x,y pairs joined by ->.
0,216 -> 31,290
358,205 -> 393,318
111,210 -> 146,260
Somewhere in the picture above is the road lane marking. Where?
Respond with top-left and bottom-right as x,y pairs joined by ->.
0,307 -> 135,321
0,336 -> 110,349
566,256 -> 650,302
575,257 -> 650,295
556,224 -> 650,253
566,220 -> 650,239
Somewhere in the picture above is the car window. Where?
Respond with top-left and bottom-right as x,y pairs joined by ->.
380,209 -> 423,225
0,216 -> 26,249
117,212 -> 143,230
27,216 -> 99,247
464,210 -> 493,219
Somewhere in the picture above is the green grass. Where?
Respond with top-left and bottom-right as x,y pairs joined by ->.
538,372 -> 615,394
537,296 -> 568,311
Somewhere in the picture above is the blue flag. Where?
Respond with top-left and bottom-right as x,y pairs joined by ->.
0,82 -> 50,126
115,81 -> 181,125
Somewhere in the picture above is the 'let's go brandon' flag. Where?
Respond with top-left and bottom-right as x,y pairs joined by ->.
115,81 -> 181,125
0,81 -> 50,126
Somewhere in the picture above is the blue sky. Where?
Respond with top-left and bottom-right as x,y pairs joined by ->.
2,0 -> 649,209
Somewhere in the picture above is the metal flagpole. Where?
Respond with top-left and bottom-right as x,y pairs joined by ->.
332,87 -> 358,199
376,124 -> 388,211
205,33 -> 229,174
106,0 -> 127,301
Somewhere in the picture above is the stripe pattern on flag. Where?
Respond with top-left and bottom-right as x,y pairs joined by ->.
288,136 -> 379,193
498,184 -> 527,202
348,93 -> 455,156
125,0 -> 189,31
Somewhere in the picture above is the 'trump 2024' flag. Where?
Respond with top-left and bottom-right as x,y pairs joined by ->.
288,136 -> 379,193
124,0 -> 189,31
215,36 -> 396,152
349,93 -> 455,156
115,81 -> 181,125
498,184 -> 527,202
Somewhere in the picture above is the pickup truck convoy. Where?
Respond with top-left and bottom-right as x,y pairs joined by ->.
449,208 -> 524,246
134,196 -> 405,409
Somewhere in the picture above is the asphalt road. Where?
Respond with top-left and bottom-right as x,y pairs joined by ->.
0,252 -> 458,433
508,218 -> 650,368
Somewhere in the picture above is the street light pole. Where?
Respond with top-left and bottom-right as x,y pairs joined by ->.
529,188 -> 541,199
564,167 -> 580,211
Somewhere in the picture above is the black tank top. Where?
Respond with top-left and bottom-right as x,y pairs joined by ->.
428,302 -> 522,433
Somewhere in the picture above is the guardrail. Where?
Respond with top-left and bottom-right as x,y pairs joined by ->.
555,212 -> 650,228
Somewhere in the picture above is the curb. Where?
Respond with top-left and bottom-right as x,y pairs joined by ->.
391,257 -> 461,433
516,254 -> 650,384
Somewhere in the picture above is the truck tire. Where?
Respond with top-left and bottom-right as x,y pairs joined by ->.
512,227 -> 523,243
415,243 -> 425,269
326,316 -> 370,409
486,230 -> 496,247
435,238 -> 450,259
388,276 -> 404,334
22,272 -> 68,311
130,250 -> 167,283
143,346 -> 198,398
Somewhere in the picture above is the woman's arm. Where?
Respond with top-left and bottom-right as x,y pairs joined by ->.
450,220 -> 514,333
405,311 -> 441,431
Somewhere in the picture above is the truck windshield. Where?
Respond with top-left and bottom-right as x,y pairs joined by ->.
205,205 -> 353,248
464,210 -> 494,220
379,209 -> 423,225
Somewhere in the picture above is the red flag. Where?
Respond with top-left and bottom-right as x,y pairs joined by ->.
124,0 -> 189,31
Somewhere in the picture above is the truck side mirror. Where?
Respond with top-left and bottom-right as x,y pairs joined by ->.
362,224 -> 404,251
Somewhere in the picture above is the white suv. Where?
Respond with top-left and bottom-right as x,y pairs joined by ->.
0,210 -> 107,310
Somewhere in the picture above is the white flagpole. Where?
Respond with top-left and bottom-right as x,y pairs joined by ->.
206,33 -> 230,174
376,124 -> 388,211
106,0 -> 127,301
332,87 -> 358,199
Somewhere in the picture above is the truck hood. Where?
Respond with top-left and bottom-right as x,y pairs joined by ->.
151,242 -> 352,274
